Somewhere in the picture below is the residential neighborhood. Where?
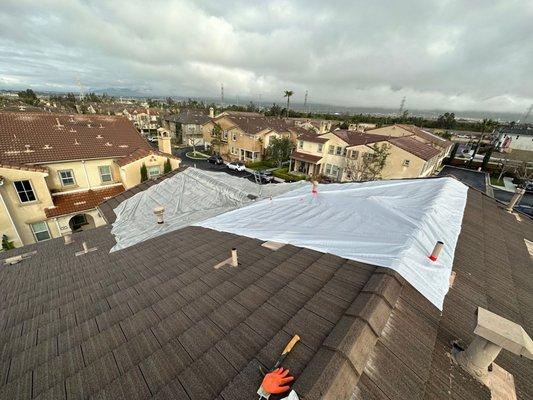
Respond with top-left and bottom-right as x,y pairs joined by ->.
0,1 -> 532,400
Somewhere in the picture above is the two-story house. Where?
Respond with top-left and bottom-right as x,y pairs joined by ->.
162,108 -> 213,145
290,128 -> 443,181
0,112 -> 180,248
201,112 -> 304,162
124,108 -> 162,137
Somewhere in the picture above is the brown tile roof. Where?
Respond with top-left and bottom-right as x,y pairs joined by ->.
388,135 -> 441,160
165,109 -> 211,125
296,131 -> 329,144
113,147 -> 179,167
396,124 -> 453,149
217,115 -> 297,135
332,130 -> 388,147
290,151 -> 323,164
0,188 -> 531,400
0,112 -> 152,166
44,185 -> 125,218
0,162 -> 48,173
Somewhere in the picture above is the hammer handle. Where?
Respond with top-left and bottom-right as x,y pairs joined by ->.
282,335 -> 300,355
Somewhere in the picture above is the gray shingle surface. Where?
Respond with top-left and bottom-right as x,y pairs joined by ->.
1,187 -> 532,400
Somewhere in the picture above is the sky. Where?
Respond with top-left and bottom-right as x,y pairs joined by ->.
1,0 -> 532,114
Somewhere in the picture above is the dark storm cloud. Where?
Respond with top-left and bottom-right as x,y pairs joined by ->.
0,0 -> 532,112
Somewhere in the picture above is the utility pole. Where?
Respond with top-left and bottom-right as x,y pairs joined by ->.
221,83 -> 224,106
76,74 -> 85,101
304,90 -> 308,113
523,104 -> 533,122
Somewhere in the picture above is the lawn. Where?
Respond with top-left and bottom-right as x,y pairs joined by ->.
245,160 -> 276,170
185,151 -> 209,160
489,175 -> 505,187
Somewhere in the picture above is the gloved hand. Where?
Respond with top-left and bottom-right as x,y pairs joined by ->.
261,368 -> 294,394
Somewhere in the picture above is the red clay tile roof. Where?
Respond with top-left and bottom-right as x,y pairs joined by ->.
44,185 -> 125,218
332,130 -> 388,147
114,148 -> 180,167
216,115 -> 298,135
291,151 -> 323,163
395,124 -> 452,148
389,136 -> 442,160
0,162 -> 48,173
296,131 -> 329,144
0,112 -> 152,166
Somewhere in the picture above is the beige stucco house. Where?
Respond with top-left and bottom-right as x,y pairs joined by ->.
290,128 -> 444,182
162,108 -> 212,145
0,112 -> 180,249
202,112 -> 305,162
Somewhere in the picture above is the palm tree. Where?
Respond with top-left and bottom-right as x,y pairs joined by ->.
284,90 -> 294,117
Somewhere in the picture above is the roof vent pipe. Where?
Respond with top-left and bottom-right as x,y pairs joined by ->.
63,229 -> 73,245
506,187 -> 525,212
75,241 -> 97,256
154,206 -> 165,224
428,241 -> 444,261
230,248 -> 238,267
454,307 -> 533,384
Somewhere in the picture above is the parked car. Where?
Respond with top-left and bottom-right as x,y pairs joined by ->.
251,170 -> 274,184
147,137 -> 157,143
524,181 -> 533,193
207,155 -> 224,165
227,162 -> 246,172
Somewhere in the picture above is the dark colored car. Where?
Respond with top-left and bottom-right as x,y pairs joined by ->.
207,155 -> 224,165
251,170 -> 274,184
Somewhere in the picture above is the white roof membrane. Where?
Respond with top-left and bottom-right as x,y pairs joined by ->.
197,178 -> 469,310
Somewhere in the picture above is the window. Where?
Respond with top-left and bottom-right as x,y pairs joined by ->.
222,131 -> 228,141
317,143 -> 323,153
147,166 -> 161,178
328,145 -> 334,155
325,164 -> 332,175
335,146 -> 342,156
58,170 -> 75,186
232,133 -> 237,141
98,165 -> 112,183
31,221 -> 51,242
402,160 -> 411,167
350,150 -> 359,159
298,140 -> 304,149
14,180 -> 36,203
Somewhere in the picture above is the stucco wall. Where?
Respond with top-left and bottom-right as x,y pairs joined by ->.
120,154 -> 180,189
0,167 -> 58,246
43,158 -> 121,193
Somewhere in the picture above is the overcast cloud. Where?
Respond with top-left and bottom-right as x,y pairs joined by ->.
1,0 -> 532,113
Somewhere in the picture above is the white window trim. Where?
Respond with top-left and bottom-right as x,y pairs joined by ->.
14,180 -> 38,204
147,165 -> 161,178
317,144 -> 323,153
402,159 -> 411,167
58,169 -> 76,187
98,165 -> 113,183
298,140 -> 304,149
30,221 -> 51,242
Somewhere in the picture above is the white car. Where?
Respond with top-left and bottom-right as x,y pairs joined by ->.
147,137 -> 157,143
227,162 -> 246,172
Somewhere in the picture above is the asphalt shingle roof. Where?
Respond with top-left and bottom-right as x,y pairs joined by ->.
0,186 -> 531,400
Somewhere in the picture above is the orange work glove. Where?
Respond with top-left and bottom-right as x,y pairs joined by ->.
261,368 -> 294,394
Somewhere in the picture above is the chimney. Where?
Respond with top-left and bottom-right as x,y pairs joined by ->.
506,187 -> 525,212
454,307 -> 533,384
157,130 -> 172,154
319,121 -> 327,133
209,107 -> 214,118
154,206 -> 165,224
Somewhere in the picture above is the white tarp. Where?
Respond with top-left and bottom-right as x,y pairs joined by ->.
110,168 -> 307,251
197,177 -> 469,310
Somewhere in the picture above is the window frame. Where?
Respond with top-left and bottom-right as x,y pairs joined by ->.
14,180 -> 37,204
328,145 -> 334,155
317,143 -> 323,153
350,150 -> 359,159
98,165 -> 113,183
298,140 -> 304,149
58,169 -> 76,187
335,146 -> 342,156
402,159 -> 411,167
147,165 -> 161,178
30,221 -> 51,242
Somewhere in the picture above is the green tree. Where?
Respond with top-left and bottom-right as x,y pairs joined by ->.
140,163 -> 148,182
467,119 -> 497,168
164,158 -> 172,173
436,112 -> 456,129
210,123 -> 223,154
344,143 -> 391,181
266,136 -> 294,167
17,89 -> 39,106
482,146 -> 494,170
284,90 -> 294,116
448,142 -> 460,164
2,234 -> 15,251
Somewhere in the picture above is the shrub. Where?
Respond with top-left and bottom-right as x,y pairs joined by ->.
140,163 -> 148,182
272,167 -> 307,182
164,158 -> 172,173
245,160 -> 276,170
